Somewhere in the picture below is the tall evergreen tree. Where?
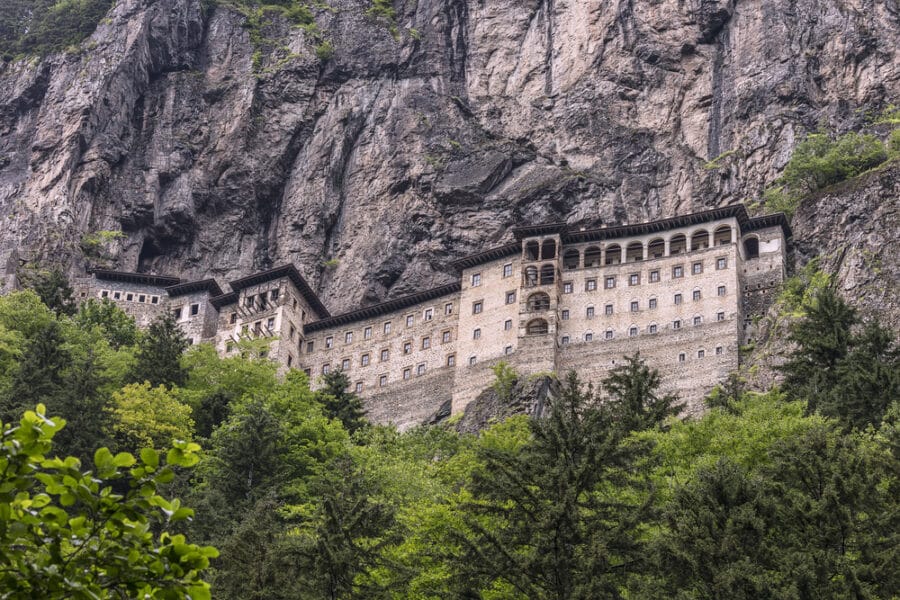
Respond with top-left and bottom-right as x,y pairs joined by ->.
21,267 -> 76,317
319,370 -> 368,435
603,352 -> 683,433
54,346 -> 112,462
453,372 -> 650,599
2,319 -> 69,420
130,312 -> 188,388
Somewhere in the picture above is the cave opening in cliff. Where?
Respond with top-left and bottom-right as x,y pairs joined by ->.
137,238 -> 163,273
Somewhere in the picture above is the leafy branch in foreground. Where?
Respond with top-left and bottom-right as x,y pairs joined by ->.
0,404 -> 217,599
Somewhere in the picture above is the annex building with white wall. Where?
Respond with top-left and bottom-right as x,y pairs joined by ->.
73,205 -> 790,428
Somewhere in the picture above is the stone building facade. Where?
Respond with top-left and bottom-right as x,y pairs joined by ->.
71,206 -> 790,427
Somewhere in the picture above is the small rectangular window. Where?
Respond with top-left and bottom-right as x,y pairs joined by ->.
190,304 -> 200,316
379,375 -> 387,387
716,257 -> 727,270
561,310 -> 569,321
173,308 -> 182,320
692,261 -> 703,275
345,331 -> 353,344
113,291 -> 121,300
693,290 -> 701,301
403,342 -> 412,354
697,349 -> 705,358
380,349 -> 389,361
473,328 -> 481,340
445,303 -> 454,315
422,337 -> 431,349
629,327 -> 638,337
138,294 -> 146,303
406,315 -> 414,327
307,341 -> 315,353
716,346 -> 723,355
469,356 -> 477,366
694,316 -> 702,326
649,298 -> 658,310
605,276 -> 616,289
267,317 -> 275,330
649,324 -> 658,334
678,353 -> 685,363
717,311 -> 725,322
473,301 -> 483,314
226,342 -> 234,353
505,291 -> 516,305
364,326 -> 372,339
150,296 -> 159,305
563,282 -> 573,294
504,319 -> 513,331
271,288 -> 279,300
503,263 -> 513,278
384,321 -> 392,334
605,330 -> 614,340
447,354 -> 456,367
245,296 -> 254,308
586,306 -> 595,318
504,345 -> 513,355
442,330 -> 451,343
585,333 -> 593,342
361,354 -> 370,366
630,301 -> 639,312
325,336 -> 333,348
125,293 -> 134,302
355,381 -> 363,393
649,270 -> 660,283
341,358 -> 350,371
417,363 -> 426,376
101,290 -> 109,298
586,279 -> 597,291
718,285 -> 727,296
471,273 -> 482,287
674,293 -> 683,305
673,320 -> 681,330
561,336 -> 570,345
424,308 -> 433,321
230,313 -> 237,324
253,322 -> 262,335
672,265 -> 684,278
605,304 -> 613,316
403,368 -> 411,380
629,273 -> 640,286
322,364 -> 331,375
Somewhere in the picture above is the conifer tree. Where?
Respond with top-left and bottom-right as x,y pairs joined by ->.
603,352 -> 683,432
453,372 -> 650,598
3,319 -> 69,420
130,312 -> 188,388
22,267 -> 76,317
319,370 -> 368,434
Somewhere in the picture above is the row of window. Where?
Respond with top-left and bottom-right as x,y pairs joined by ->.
563,257 -> 728,293
558,287 -> 728,319
677,346 -> 726,362
559,312 -> 728,344
173,303 -> 201,320
311,330 -> 456,367
309,303 -> 456,351
99,289 -> 160,305
470,263 -> 515,288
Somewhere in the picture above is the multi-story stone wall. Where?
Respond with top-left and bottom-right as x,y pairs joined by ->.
62,206 -> 789,428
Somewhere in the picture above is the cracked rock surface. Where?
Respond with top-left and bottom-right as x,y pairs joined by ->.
1,0 -> 898,314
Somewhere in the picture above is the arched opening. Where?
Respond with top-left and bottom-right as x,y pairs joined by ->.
525,241 -> 540,261
540,264 -> 555,285
744,237 -> 759,259
526,318 -> 549,335
670,234 -> 687,255
524,266 -> 538,287
714,225 -> 732,246
605,244 -> 622,265
527,292 -> 551,311
648,238 -> 665,259
584,246 -> 602,267
690,229 -> 709,251
626,242 -> 644,262
541,239 -> 557,260
562,249 -> 580,270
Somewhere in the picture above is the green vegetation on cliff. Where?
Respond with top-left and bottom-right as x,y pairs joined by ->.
0,0 -> 114,60
1,273 -> 898,598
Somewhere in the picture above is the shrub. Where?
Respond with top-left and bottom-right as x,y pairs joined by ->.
780,132 -> 887,194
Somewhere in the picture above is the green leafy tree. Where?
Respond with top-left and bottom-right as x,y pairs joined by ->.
0,404 -> 217,599
319,370 -> 368,435
603,352 -> 683,433
74,298 -> 139,349
130,312 -> 189,388
108,383 -> 195,453
453,372 -> 650,598
19,267 -> 76,317
705,372 -> 745,414
3,319 -> 69,420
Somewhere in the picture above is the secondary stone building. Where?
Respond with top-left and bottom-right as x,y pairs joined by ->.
73,205 -> 790,427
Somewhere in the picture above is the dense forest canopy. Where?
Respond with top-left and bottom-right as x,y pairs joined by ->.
0,269 -> 898,598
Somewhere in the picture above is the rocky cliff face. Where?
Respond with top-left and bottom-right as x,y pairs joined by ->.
1,0 -> 898,313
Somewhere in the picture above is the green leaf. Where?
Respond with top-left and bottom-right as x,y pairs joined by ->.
112,452 -> 135,467
140,448 -> 159,469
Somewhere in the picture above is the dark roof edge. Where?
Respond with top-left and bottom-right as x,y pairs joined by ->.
745,212 -> 792,238
304,282 -> 462,333
562,205 -> 747,244
512,222 -> 568,240
89,269 -> 181,287
228,264 -> 330,318
165,279 -> 224,298
209,291 -> 238,309
450,243 -> 520,270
